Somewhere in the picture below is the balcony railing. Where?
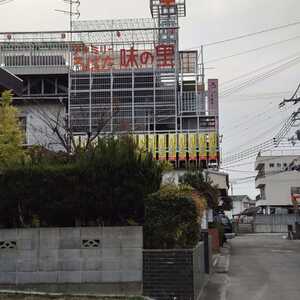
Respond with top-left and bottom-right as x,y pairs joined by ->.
179,91 -> 205,114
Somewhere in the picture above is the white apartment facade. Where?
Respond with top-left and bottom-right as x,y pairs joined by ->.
255,154 -> 300,214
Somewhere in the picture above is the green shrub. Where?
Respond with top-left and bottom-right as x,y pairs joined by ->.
0,137 -> 162,228
144,184 -> 199,249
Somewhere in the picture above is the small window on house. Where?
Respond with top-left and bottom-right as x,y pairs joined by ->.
269,163 -> 274,168
283,163 -> 287,167
277,163 -> 281,168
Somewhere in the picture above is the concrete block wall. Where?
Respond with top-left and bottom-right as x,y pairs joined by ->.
0,227 -> 143,285
254,215 -> 300,233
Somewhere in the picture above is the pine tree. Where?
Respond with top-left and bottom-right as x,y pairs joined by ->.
0,90 -> 26,168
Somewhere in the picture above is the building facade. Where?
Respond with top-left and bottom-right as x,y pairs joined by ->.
0,0 -> 220,168
255,154 -> 300,214
227,195 -> 255,219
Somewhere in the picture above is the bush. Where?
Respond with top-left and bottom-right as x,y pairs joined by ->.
144,184 -> 199,249
179,171 -> 219,209
0,137 -> 162,228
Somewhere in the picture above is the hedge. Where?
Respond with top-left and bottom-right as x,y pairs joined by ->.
144,185 -> 199,249
0,137 -> 162,228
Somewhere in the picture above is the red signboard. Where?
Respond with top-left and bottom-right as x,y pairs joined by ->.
72,44 -> 175,72
161,0 -> 176,6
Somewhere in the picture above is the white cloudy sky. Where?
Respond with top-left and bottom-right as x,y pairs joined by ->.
1,0 -> 300,198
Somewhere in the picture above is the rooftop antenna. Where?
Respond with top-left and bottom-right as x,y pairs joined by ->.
55,0 -> 81,34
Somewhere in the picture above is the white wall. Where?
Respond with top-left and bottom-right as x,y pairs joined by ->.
18,102 -> 66,152
257,170 -> 300,206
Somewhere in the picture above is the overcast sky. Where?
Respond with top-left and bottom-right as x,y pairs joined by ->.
1,0 -> 300,198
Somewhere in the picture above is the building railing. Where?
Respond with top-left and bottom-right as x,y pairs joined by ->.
179,91 -> 205,114
0,43 -> 70,70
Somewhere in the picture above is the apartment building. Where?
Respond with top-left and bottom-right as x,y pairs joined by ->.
255,154 -> 300,214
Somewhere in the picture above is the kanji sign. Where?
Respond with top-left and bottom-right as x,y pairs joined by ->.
161,0 -> 175,6
72,44 -> 175,72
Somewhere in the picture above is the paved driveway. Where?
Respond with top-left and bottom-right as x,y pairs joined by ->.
201,234 -> 300,300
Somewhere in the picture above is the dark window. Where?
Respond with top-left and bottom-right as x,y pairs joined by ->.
269,163 -> 274,168
30,78 -> 42,94
44,78 -> 56,94
57,77 -> 68,94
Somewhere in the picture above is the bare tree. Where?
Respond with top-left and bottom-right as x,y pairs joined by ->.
22,99 -> 120,154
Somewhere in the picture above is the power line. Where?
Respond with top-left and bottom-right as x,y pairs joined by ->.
221,51 -> 300,86
221,56 -> 300,98
221,110 -> 300,166
205,35 -> 300,64
202,20 -> 300,47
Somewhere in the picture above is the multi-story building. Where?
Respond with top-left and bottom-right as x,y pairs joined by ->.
255,154 -> 300,214
0,0 -> 220,168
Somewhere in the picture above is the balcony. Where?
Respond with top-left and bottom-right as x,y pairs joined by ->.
179,91 -> 205,114
0,44 -> 70,75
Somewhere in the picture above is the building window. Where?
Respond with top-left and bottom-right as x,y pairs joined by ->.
44,78 -> 56,94
30,78 -> 42,94
269,163 -> 274,168
283,163 -> 287,167
277,163 -> 281,168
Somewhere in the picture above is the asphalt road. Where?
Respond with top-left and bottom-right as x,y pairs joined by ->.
201,234 -> 300,300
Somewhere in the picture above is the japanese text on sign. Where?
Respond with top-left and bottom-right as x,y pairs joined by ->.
72,44 -> 175,72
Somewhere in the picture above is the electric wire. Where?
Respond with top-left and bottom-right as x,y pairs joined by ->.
202,20 -> 300,47
221,52 -> 300,86
221,57 -> 300,97
205,35 -> 300,64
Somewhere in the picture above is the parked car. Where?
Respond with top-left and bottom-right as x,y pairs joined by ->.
214,214 -> 233,234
